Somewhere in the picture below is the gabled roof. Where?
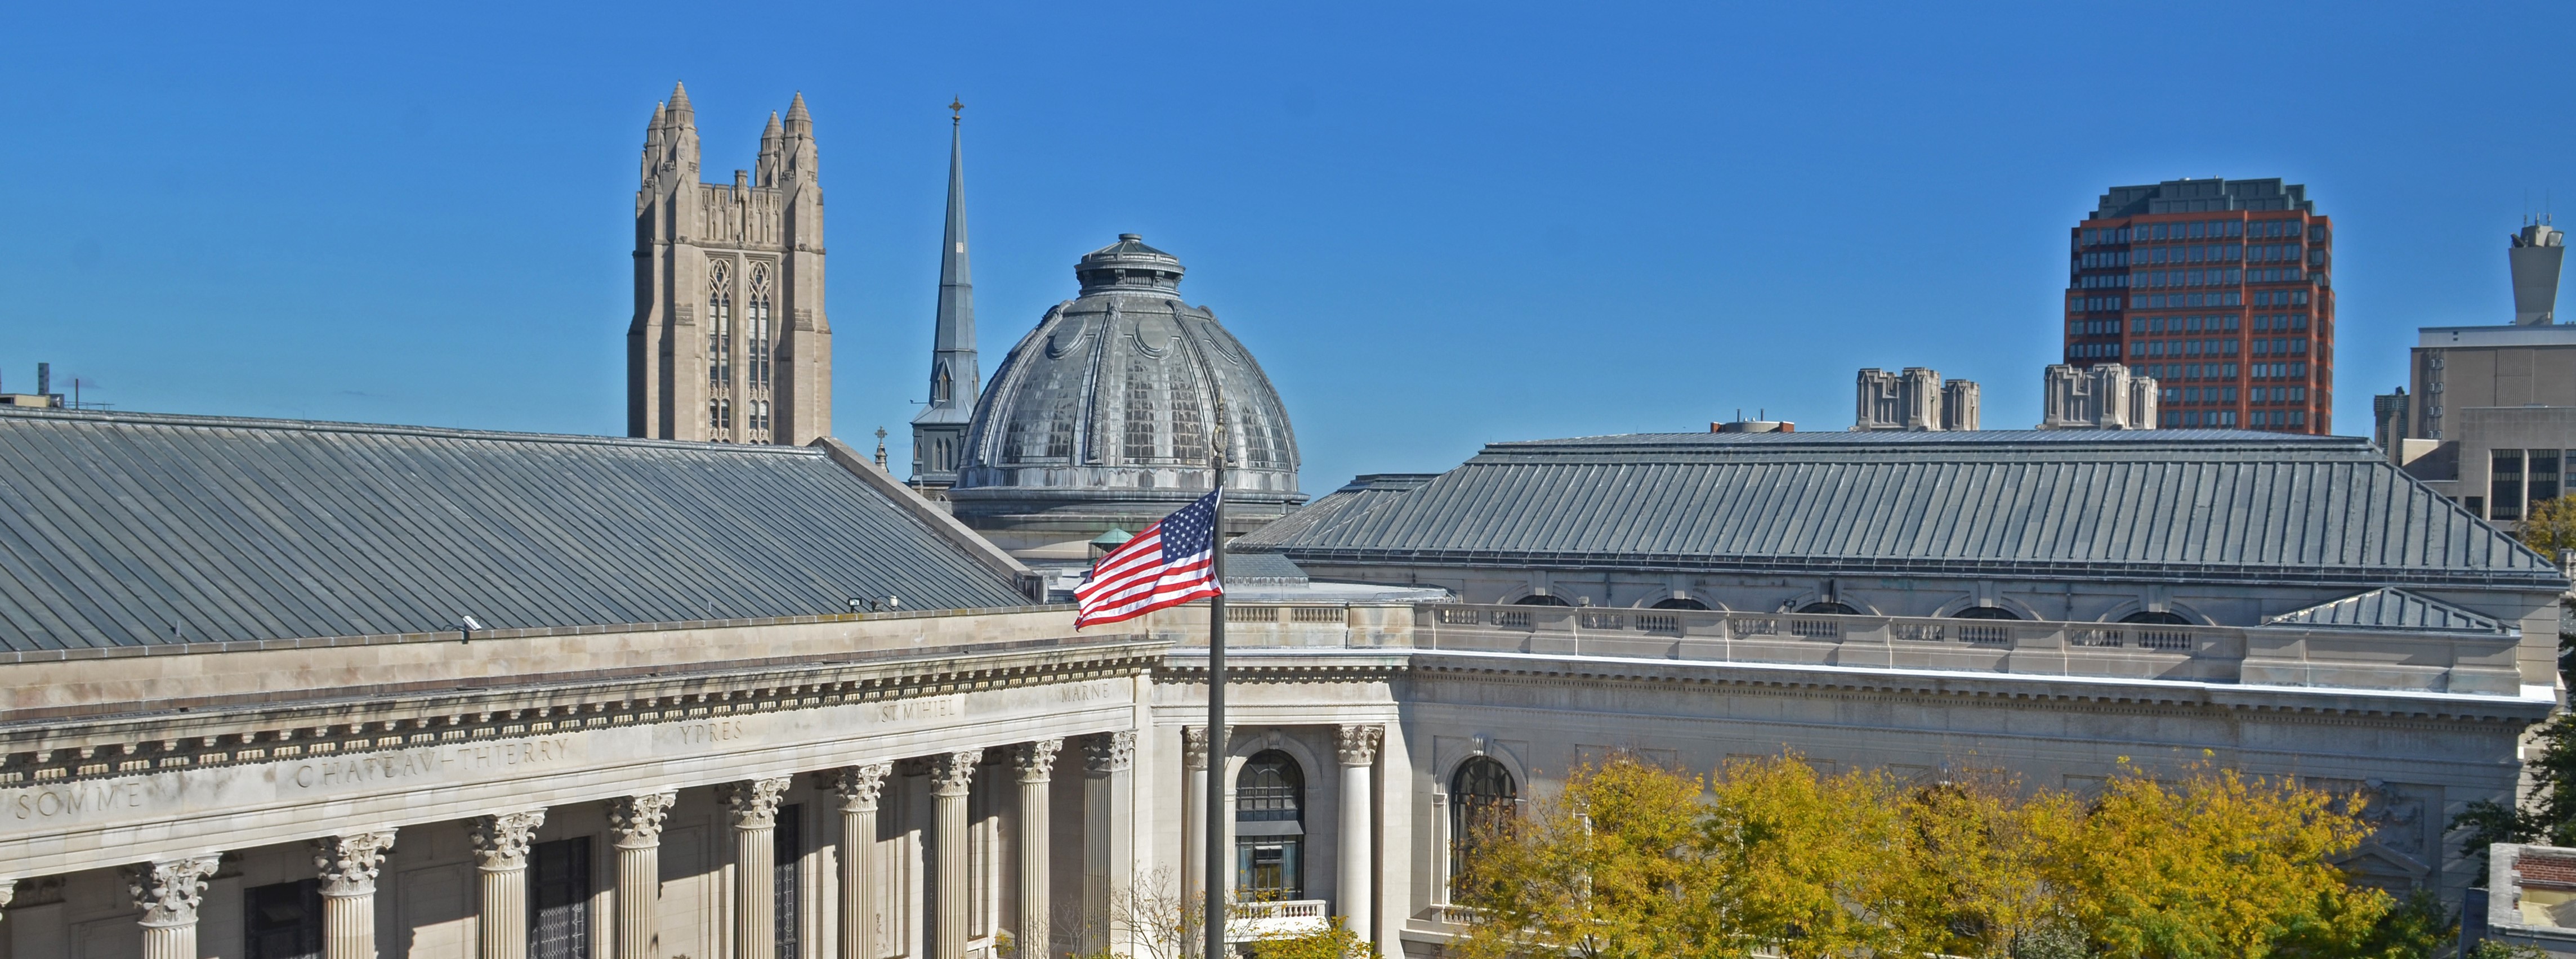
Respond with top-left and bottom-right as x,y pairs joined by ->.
1245,430 -> 2564,591
2264,588 -> 2508,633
1237,474 -> 1436,550
0,409 -> 1035,651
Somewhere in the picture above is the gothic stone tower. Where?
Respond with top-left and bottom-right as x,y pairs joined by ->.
628,82 -> 832,445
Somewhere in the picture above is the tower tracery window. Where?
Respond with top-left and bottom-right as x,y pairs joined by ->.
707,261 -> 734,392
748,265 -> 774,391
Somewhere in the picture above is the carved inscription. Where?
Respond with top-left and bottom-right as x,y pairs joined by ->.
291,738 -> 577,791
11,781 -> 147,821
874,694 -> 963,723
1056,679 -> 1123,703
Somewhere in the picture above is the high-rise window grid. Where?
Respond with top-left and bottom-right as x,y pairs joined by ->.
2065,205 -> 2334,433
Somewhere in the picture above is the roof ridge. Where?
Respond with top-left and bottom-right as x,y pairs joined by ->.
0,406 -> 825,456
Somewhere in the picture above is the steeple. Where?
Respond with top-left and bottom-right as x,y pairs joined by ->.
911,101 -> 980,489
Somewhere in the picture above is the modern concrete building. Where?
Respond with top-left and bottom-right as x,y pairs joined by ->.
945,235 -> 1305,564
627,83 -> 833,446
0,407 -> 2556,958
2064,177 -> 2334,433
910,107 -> 979,494
1852,368 -> 1977,431
2037,362 -> 2157,429
2382,222 -> 2576,527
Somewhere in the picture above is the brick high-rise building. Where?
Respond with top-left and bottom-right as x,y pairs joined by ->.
2063,178 -> 2334,433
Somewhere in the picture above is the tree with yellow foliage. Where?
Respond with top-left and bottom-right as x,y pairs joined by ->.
2521,493 -> 2576,558
1448,752 -> 2412,959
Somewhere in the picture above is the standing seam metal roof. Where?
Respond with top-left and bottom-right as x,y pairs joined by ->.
1240,431 -> 2562,590
0,409 -> 1032,651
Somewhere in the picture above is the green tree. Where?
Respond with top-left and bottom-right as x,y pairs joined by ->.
1450,754 -> 1729,959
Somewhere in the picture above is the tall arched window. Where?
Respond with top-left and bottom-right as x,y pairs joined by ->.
1235,750 -> 1305,899
747,265 -> 774,391
1449,756 -> 1517,897
707,262 -> 734,389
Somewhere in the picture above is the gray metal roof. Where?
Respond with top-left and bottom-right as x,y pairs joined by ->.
1245,430 -> 2564,590
1236,474 -> 1436,550
2264,588 -> 2507,633
0,409 -> 1034,651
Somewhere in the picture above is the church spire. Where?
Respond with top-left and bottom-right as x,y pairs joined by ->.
910,99 -> 979,487
928,102 -> 977,407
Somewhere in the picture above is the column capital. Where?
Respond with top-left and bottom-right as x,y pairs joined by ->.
313,831 -> 398,897
930,749 -> 982,797
1015,740 -> 1062,784
609,791 -> 679,850
125,856 -> 221,928
831,763 -> 895,813
0,876 -> 14,914
1085,731 -> 1136,775
721,777 -> 794,829
1182,726 -> 1210,770
1336,724 -> 1383,767
470,810 -> 547,871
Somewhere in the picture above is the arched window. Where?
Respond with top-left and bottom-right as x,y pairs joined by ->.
1796,601 -> 1860,615
1952,606 -> 2021,621
746,265 -> 773,391
1449,756 -> 1517,897
1235,750 -> 1305,899
707,262 -> 734,389
2119,610 -> 2190,625
1651,597 -> 1711,611
1512,594 -> 1573,607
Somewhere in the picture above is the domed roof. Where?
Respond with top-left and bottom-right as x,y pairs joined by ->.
951,235 -> 1302,522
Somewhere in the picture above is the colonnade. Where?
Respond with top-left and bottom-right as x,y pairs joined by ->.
88,731 -> 1132,959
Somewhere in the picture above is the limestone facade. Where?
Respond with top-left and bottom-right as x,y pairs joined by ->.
0,598 -> 2546,957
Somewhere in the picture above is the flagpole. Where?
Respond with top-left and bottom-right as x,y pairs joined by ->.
1204,404 -> 1229,959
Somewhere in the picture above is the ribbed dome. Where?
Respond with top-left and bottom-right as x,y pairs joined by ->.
950,235 -> 1301,528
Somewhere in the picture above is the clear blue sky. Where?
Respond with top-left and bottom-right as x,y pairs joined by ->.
3,3 -> 2569,490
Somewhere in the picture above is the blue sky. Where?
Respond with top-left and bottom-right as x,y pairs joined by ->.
2,3 -> 2569,490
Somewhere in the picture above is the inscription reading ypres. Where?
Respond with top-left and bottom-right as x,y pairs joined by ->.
673,719 -> 749,747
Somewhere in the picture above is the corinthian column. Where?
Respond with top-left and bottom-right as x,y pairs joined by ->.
1082,732 -> 1136,956
128,855 -> 222,959
471,810 -> 547,959
723,777 -> 794,959
609,792 -> 677,959
1181,727 -> 1209,916
1014,740 -> 1062,957
1334,725 -> 1383,945
315,831 -> 398,959
928,750 -> 981,959
832,763 -> 893,959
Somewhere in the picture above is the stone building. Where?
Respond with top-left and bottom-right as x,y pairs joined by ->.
2379,222 -> 2576,528
627,83 -> 832,446
1852,367 -> 1977,431
945,235 -> 1305,563
0,407 -> 2558,958
2037,362 -> 2158,429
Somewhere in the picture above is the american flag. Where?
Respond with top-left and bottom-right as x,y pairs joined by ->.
1075,489 -> 1223,629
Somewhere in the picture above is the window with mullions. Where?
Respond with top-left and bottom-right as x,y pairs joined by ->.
1449,757 -> 1519,899
708,262 -> 734,388
747,266 -> 775,389
775,805 -> 802,959
245,879 -> 323,959
529,837 -> 591,959
1236,750 -> 1306,900
2494,450 -> 2528,522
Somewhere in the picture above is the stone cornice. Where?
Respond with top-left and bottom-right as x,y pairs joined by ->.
0,639 -> 1164,787
1155,649 -> 1409,685
1408,650 -> 2553,726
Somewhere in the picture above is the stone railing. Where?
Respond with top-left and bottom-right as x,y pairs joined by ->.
1148,603 -> 2526,697
1229,899 -> 1329,941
